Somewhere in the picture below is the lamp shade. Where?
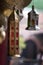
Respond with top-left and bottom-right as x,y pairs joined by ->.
0,0 -> 32,13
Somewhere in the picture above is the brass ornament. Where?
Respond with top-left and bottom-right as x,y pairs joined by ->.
0,14 -> 6,44
0,30 -> 6,44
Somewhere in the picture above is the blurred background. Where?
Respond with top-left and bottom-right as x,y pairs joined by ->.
0,0 -> 43,65
19,0 -> 43,50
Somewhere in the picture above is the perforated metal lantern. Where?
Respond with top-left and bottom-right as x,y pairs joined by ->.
26,5 -> 39,30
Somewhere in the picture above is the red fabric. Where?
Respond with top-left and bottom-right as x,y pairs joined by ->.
0,32 -> 8,65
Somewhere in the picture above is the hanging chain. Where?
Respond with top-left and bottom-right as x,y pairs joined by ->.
32,0 -> 34,6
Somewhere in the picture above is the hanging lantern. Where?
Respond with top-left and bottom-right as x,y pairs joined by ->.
8,6 -> 19,56
26,5 -> 39,30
